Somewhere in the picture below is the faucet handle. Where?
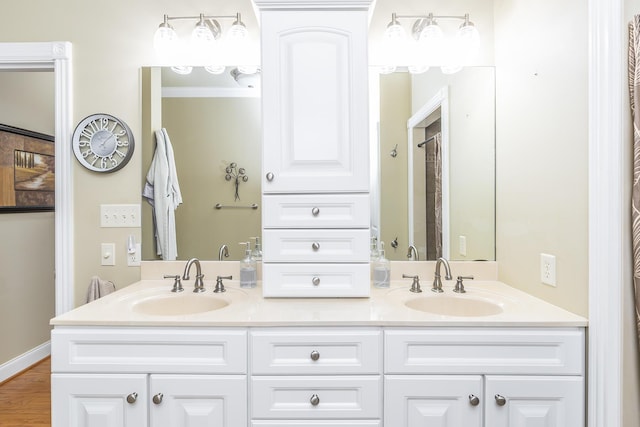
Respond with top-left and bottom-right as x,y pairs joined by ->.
163,275 -> 184,293
454,275 -> 474,293
214,275 -> 232,293
402,274 -> 422,293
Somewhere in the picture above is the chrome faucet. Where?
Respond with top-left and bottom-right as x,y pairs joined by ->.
218,244 -> 229,261
183,258 -> 205,292
432,257 -> 452,293
407,245 -> 419,261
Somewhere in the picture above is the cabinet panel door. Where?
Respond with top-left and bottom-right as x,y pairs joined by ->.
51,374 -> 147,427
261,10 -> 369,193
485,376 -> 584,427
384,375 -> 482,427
150,374 -> 246,427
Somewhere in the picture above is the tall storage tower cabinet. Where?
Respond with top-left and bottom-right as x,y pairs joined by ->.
255,0 -> 374,297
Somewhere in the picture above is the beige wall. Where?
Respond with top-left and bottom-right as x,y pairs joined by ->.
0,71 -> 55,365
494,0 -> 589,317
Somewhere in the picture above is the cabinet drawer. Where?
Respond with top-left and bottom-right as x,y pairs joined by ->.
384,328 -> 585,375
251,328 -> 381,375
263,229 -> 369,262
252,422 -> 380,426
263,194 -> 370,228
262,263 -> 370,297
251,376 -> 381,419
51,327 -> 247,374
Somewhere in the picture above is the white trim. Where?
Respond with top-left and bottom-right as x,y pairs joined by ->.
588,0 -> 624,426
0,42 -> 74,315
407,86 -> 450,259
0,341 -> 50,383
162,86 -> 260,98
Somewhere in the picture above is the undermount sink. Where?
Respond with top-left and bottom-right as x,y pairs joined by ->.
405,294 -> 504,317
132,293 -> 230,316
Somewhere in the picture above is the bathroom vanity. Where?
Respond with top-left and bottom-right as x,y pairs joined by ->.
50,273 -> 586,427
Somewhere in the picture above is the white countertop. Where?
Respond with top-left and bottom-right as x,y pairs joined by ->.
51,278 -> 587,328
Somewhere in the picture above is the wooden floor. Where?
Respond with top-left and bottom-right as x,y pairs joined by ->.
0,357 -> 51,427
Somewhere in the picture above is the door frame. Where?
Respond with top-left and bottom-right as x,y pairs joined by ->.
0,42 -> 74,315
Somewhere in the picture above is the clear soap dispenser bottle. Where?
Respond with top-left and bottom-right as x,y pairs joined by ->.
239,242 -> 257,288
373,241 -> 390,288
370,235 -> 380,262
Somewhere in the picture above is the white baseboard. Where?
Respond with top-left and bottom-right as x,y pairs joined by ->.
0,341 -> 50,383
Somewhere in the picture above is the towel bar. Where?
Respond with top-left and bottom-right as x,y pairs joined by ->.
215,203 -> 258,210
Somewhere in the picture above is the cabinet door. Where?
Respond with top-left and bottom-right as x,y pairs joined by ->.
261,10 -> 369,193
51,373 -> 147,427
485,376 -> 584,427
384,375 -> 483,427
149,374 -> 246,427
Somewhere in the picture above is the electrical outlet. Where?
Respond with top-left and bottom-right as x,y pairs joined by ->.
459,235 -> 467,257
100,204 -> 141,228
127,243 -> 141,267
540,253 -> 556,286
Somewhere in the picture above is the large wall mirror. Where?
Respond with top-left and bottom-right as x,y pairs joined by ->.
141,65 -> 495,262
375,67 -> 495,261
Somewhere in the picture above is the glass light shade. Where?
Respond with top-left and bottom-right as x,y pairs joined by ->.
171,66 -> 193,75
384,23 -> 406,41
408,64 -> 430,74
205,65 -> 226,75
419,22 -> 444,64
227,22 -> 248,43
456,22 -> 480,62
378,64 -> 397,74
191,23 -> 216,48
153,25 -> 178,58
237,65 -> 259,75
441,65 -> 463,74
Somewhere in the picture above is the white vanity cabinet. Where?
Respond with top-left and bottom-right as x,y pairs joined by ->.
50,327 -> 248,427
384,328 -> 586,427
255,0 -> 373,298
249,328 -> 383,426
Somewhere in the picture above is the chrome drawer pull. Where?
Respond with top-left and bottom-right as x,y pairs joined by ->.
310,350 -> 320,361
310,394 -> 320,406
312,207 -> 320,216
126,392 -> 138,404
495,394 -> 506,406
312,277 -> 321,286
469,394 -> 480,406
266,172 -> 274,181
152,393 -> 164,405
312,242 -> 320,251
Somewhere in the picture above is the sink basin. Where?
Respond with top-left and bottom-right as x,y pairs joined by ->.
132,293 -> 229,316
405,295 -> 503,317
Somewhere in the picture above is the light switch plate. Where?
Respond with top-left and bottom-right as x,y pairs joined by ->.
101,243 -> 116,266
100,204 -> 141,228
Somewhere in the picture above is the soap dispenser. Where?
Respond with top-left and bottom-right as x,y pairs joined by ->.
372,241 -> 390,288
370,235 -> 380,262
251,236 -> 262,261
239,242 -> 257,288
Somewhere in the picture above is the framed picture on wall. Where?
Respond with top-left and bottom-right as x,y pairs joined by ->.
0,123 -> 54,212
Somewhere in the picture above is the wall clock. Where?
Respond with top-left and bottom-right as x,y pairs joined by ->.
72,113 -> 135,173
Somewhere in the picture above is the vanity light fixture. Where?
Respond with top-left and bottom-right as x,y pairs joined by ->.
153,12 -> 256,73
381,12 -> 479,75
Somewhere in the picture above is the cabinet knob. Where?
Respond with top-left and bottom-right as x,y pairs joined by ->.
310,350 -> 320,361
126,392 -> 138,404
266,172 -> 274,181
312,207 -> 320,216
468,394 -> 480,406
312,242 -> 320,251
152,393 -> 164,405
312,277 -> 321,286
495,394 -> 507,406
310,394 -> 320,406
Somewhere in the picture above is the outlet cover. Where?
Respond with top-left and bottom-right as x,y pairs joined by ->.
540,253 -> 556,287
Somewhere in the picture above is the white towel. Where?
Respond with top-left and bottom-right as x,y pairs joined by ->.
142,128 -> 182,260
85,276 -> 116,303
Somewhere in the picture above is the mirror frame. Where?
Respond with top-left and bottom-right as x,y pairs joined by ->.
0,42 -> 74,315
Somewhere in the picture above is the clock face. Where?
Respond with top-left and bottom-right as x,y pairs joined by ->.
72,113 -> 135,173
